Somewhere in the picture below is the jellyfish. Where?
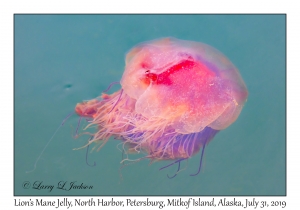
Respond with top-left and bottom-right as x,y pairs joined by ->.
75,37 -> 248,177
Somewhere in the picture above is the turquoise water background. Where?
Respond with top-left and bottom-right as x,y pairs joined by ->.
15,15 -> 285,196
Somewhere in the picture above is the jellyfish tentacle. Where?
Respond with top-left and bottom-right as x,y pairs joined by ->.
61,111 -> 76,126
190,142 -> 206,176
119,155 -> 149,180
109,89 -> 123,114
26,111 -> 75,173
85,137 -> 96,167
102,81 -> 120,93
167,160 -> 181,179
85,144 -> 96,167
159,158 -> 186,171
74,116 -> 82,138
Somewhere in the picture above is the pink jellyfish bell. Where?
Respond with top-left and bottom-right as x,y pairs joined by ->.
75,37 -> 248,177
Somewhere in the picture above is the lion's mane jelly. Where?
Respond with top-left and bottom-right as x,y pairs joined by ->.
75,37 -> 248,177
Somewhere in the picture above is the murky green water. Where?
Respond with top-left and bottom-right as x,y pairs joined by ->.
15,14 -> 285,195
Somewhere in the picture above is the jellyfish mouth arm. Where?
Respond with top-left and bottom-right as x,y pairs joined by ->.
75,99 -> 102,118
